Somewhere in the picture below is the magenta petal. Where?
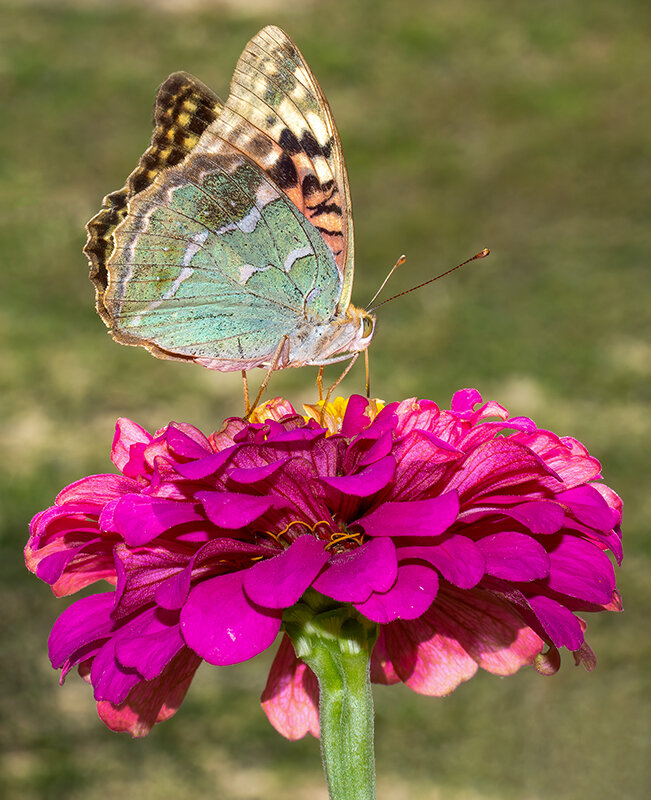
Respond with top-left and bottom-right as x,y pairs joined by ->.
243,536 -> 329,608
355,563 -> 438,623
354,429 -> 394,467
36,547 -> 86,585
196,491 -> 277,529
320,456 -> 396,498
446,439 -> 557,498
546,536 -> 615,604
451,388 -> 482,413
227,458 -> 292,486
154,562 -> 194,610
91,639 -> 141,704
398,535 -> 485,589
181,571 -> 282,665
528,595 -> 584,649
506,501 -> 565,534
313,538 -> 398,602
111,495 -> 204,545
355,491 -> 459,537
476,532 -> 550,581
556,485 -> 618,529
48,593 -> 115,669
115,616 -> 185,680
174,448 -> 234,480
113,545 -> 190,618
340,394 -> 372,436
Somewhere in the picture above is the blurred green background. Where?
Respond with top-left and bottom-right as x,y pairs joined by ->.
1,0 -> 649,798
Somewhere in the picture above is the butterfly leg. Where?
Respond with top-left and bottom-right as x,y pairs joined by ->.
365,348 -> 371,398
242,370 -> 250,416
245,336 -> 289,419
317,367 -> 324,401
320,353 -> 360,425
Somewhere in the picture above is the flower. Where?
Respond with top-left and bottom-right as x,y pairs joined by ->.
27,390 -> 622,738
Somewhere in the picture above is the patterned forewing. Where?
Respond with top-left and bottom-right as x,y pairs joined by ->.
195,25 -> 355,311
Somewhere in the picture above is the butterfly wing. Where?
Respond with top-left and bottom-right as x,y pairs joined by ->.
211,25 -> 355,311
85,27 -> 355,370
86,73 -> 224,326
104,145 -> 342,370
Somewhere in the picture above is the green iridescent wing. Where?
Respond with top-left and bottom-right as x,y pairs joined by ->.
85,26 -> 356,370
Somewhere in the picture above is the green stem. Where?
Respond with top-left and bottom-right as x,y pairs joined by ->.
284,592 -> 379,800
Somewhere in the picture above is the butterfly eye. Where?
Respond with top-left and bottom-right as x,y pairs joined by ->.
361,314 -> 374,339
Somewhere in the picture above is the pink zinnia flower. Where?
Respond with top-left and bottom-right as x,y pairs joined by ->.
26,390 -> 622,738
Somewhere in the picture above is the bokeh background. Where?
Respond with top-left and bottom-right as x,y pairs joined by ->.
1,1 -> 649,798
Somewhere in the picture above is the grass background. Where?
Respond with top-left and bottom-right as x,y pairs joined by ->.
1,0 -> 650,797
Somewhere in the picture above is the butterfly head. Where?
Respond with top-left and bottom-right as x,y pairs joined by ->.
348,304 -> 376,351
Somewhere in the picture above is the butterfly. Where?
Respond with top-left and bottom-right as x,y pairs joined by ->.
85,26 -> 375,389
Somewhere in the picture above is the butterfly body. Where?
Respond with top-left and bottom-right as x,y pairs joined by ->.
85,26 -> 375,372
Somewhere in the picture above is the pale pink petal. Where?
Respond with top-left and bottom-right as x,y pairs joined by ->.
369,630 -> 401,685
381,617 -> 478,696
261,636 -> 319,740
427,586 -> 544,675
56,474 -> 140,506
111,418 -> 152,472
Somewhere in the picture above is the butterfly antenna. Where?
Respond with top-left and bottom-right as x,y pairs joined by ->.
368,248 -> 490,312
366,255 -> 407,309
